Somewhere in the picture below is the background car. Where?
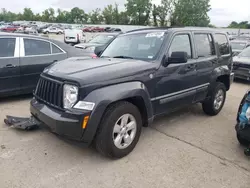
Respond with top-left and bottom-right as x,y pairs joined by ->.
43,27 -> 64,34
0,33 -> 91,97
74,33 -> 121,53
0,25 -> 19,32
231,40 -> 250,56
233,47 -> 250,80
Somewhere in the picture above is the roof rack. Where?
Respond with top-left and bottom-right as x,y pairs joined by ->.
125,26 -> 184,33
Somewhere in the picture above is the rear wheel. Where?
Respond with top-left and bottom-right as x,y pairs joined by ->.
202,82 -> 226,116
95,101 -> 142,159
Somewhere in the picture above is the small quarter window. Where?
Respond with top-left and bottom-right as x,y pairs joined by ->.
52,44 -> 63,54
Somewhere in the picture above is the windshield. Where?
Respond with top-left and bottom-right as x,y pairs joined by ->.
238,47 -> 250,57
231,42 -> 247,50
100,32 -> 165,61
88,35 -> 114,44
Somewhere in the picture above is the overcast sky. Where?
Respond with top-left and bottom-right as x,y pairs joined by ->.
1,0 -> 250,27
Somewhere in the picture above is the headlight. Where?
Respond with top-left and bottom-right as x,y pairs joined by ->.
63,84 -> 78,109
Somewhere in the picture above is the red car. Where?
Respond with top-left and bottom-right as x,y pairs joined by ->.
83,26 -> 94,32
1,25 -> 19,32
92,27 -> 105,32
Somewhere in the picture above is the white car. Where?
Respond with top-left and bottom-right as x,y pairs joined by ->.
43,27 -> 64,35
64,29 -> 86,45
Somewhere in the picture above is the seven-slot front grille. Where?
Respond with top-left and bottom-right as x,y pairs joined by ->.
35,76 -> 63,108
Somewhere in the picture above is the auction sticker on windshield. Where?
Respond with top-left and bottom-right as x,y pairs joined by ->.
145,32 -> 164,38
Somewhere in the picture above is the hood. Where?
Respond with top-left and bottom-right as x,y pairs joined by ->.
233,56 -> 250,63
43,57 -> 157,85
233,56 -> 250,69
75,42 -> 103,49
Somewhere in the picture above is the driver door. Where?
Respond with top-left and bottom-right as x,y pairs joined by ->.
153,32 -> 199,114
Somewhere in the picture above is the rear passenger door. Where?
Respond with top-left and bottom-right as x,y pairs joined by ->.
193,32 -> 217,102
0,37 -> 20,95
20,38 -> 67,93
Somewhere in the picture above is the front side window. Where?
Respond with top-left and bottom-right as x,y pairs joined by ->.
24,39 -> 51,56
169,34 -> 192,59
101,32 -> 165,61
0,38 -> 16,57
214,34 -> 230,55
194,34 -> 213,57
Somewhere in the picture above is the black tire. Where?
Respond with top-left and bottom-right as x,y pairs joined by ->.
202,82 -> 226,116
237,134 -> 249,146
46,31 -> 49,34
95,101 -> 142,159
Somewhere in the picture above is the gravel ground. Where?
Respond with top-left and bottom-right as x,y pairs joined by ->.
1,34 -> 250,188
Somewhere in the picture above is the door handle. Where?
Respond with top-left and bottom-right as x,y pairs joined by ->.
5,64 -> 16,68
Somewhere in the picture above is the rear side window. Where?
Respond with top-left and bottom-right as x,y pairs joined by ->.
52,44 -> 63,54
0,38 -> 16,57
24,39 -> 51,56
194,34 -> 214,57
169,34 -> 192,59
214,34 -> 230,55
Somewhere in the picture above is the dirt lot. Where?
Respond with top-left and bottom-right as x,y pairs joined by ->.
1,34 -> 250,187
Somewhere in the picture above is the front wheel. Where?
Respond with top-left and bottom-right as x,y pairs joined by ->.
95,101 -> 142,159
202,82 -> 226,116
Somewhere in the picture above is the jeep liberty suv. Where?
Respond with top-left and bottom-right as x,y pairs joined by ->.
31,27 -> 234,158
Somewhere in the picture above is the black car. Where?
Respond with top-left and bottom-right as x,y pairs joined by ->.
233,47 -> 250,80
74,32 -> 121,54
231,40 -> 250,56
31,27 -> 234,158
0,33 -> 89,97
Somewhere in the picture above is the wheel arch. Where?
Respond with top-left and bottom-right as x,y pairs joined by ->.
81,81 -> 153,144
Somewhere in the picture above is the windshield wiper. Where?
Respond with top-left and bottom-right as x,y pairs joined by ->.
112,56 -> 134,59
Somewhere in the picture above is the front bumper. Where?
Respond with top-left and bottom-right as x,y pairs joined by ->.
230,72 -> 235,85
30,98 -> 90,142
233,68 -> 250,80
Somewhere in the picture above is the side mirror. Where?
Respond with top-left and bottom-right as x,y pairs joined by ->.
167,51 -> 188,65
94,46 -> 105,57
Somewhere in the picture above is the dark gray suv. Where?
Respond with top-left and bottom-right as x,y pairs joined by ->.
31,27 -> 235,158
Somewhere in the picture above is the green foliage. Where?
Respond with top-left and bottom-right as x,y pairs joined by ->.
171,0 -> 211,27
228,21 -> 250,29
125,0 -> 152,25
0,0 -> 213,27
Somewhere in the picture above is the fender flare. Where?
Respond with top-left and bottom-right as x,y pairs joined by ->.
81,81 -> 153,144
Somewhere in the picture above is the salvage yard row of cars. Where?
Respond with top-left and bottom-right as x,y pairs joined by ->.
3,26 -> 250,159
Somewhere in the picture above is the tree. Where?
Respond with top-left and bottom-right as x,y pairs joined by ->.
102,5 -> 115,24
41,8 -> 55,22
171,0 -> 211,27
70,7 -> 88,24
125,0 -> 152,25
228,21 -> 250,29
89,8 -> 103,24
22,8 -> 34,21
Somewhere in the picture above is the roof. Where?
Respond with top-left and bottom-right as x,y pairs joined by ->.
0,31 -> 52,40
125,27 -> 226,34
